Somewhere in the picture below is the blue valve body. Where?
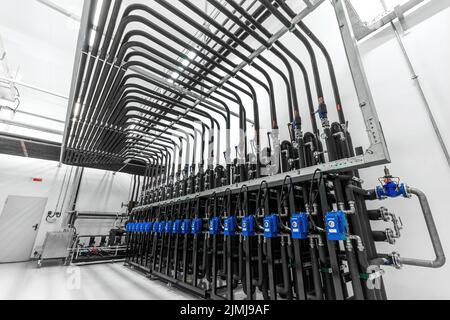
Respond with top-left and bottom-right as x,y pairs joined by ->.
181,219 -> 191,235
152,222 -> 160,233
241,216 -> 256,237
158,221 -> 166,234
209,217 -> 221,235
325,211 -> 348,241
165,221 -> 174,234
291,213 -> 309,240
145,222 -> 153,233
224,216 -> 237,236
173,220 -> 182,234
191,218 -> 203,235
376,181 -> 408,199
264,215 -> 279,238
126,223 -> 133,233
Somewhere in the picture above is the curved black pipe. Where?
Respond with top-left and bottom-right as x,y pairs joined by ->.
77,16 -> 244,165
74,8 -> 270,170
102,96 -> 211,166
274,0 -> 347,125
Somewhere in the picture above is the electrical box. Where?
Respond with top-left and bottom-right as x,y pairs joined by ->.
325,211 -> 348,241
181,219 -> 191,235
40,230 -> 75,262
191,218 -> 203,235
173,220 -> 182,234
209,217 -> 220,235
264,214 -> 279,238
291,213 -> 309,240
224,216 -> 237,236
241,215 -> 255,237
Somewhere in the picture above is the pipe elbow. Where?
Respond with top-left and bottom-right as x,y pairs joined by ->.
407,186 -> 424,199
432,255 -> 446,268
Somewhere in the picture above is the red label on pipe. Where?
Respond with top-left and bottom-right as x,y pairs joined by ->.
32,178 -> 43,182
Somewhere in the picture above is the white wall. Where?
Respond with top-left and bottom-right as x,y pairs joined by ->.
72,168 -> 132,237
0,154 -> 132,258
244,1 -> 450,299
0,1 -> 134,255
357,3 -> 450,299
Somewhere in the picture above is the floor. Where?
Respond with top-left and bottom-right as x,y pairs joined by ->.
0,261 -> 197,300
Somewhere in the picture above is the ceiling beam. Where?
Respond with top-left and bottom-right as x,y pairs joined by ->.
35,0 -> 81,21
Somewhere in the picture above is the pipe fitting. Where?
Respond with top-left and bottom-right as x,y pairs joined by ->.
308,234 -> 324,247
346,235 -> 365,252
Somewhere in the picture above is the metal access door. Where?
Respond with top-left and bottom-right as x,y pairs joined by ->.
0,196 -> 48,263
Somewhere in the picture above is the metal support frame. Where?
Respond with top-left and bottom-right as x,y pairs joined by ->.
379,0 -> 450,168
132,0 -> 391,212
348,0 -> 450,167
348,0 -> 426,41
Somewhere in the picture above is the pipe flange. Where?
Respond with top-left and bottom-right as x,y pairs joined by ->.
390,252 -> 403,269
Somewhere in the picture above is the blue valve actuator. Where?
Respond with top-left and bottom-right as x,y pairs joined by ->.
325,211 -> 348,241
158,221 -> 166,234
152,222 -> 160,233
191,218 -> 203,235
181,219 -> 191,235
376,181 -> 408,199
209,217 -> 221,236
290,213 -> 309,240
173,220 -> 182,234
145,222 -> 153,233
264,214 -> 279,238
126,223 -> 132,233
165,221 -> 174,234
224,216 -> 237,236
241,215 -> 256,237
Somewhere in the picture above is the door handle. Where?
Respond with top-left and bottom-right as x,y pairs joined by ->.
32,224 -> 39,231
